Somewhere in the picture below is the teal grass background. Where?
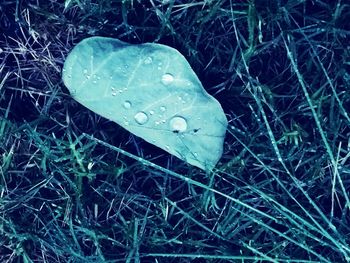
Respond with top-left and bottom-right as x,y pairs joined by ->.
0,1 -> 350,262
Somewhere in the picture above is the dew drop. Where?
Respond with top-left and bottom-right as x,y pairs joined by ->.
123,116 -> 129,125
169,116 -> 187,133
160,106 -> 166,112
161,73 -> 174,85
134,112 -> 149,125
83,69 -> 88,74
123,101 -> 132,109
144,57 -> 153,64
112,91 -> 117,96
149,110 -> 154,115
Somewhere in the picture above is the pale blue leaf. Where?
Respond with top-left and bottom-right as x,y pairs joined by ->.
62,36 -> 227,170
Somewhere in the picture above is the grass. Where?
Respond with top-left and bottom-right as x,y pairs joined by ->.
1,0 -> 350,262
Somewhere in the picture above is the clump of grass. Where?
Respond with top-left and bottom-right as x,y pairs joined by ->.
1,0 -> 350,262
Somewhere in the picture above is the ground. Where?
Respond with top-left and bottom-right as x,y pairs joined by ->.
0,0 -> 350,262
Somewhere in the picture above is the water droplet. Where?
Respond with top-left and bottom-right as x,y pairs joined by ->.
144,57 -> 153,64
169,116 -> 187,133
161,73 -> 174,85
149,110 -> 154,115
123,101 -> 132,109
111,87 -> 117,96
165,145 -> 170,151
83,69 -> 88,74
160,106 -> 166,112
134,112 -> 149,125
123,116 -> 129,125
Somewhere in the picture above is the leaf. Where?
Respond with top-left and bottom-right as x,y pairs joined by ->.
62,36 -> 227,170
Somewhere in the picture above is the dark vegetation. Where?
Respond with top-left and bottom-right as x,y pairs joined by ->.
1,0 -> 350,262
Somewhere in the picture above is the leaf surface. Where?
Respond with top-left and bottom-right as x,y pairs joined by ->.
62,36 -> 227,170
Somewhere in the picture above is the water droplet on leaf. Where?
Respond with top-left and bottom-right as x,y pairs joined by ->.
144,57 -> 153,64
134,111 -> 149,125
123,101 -> 132,109
169,116 -> 187,133
161,73 -> 174,85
